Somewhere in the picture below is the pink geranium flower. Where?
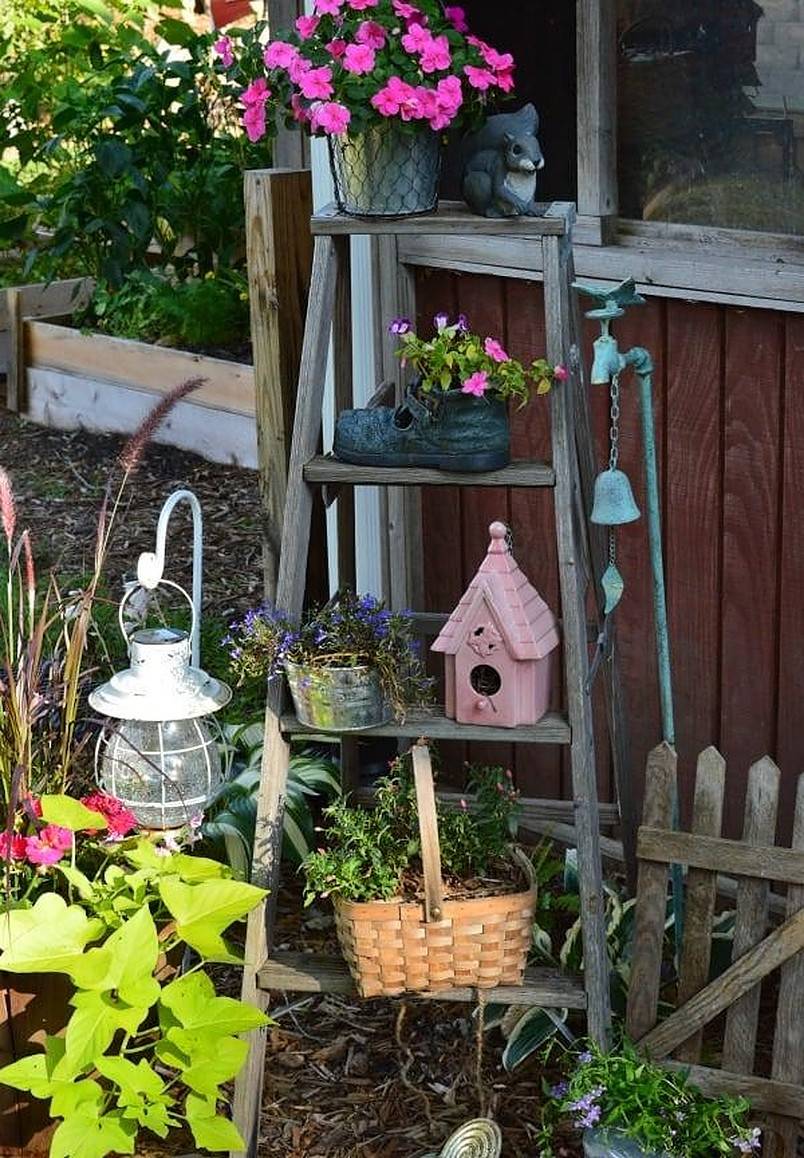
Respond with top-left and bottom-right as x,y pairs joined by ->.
462,371 -> 490,397
484,337 -> 510,363
295,15 -> 320,39
420,33 -> 451,73
355,20 -> 386,49
213,36 -> 234,69
342,43 -> 376,74
464,65 -> 496,90
298,65 -> 334,100
371,76 -> 421,120
327,38 -> 347,59
25,825 -> 73,866
315,0 -> 343,13
80,793 -> 138,838
0,833 -> 27,861
310,100 -> 351,134
444,5 -> 468,31
263,40 -> 299,69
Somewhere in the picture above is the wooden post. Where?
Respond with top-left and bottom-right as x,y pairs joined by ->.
5,289 -> 24,413
266,0 -> 309,169
576,0 -> 617,243
244,169 -> 313,602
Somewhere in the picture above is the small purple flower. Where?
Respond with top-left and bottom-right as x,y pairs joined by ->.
549,1081 -> 569,1098
388,316 -> 411,335
578,1050 -> 593,1064
433,312 -> 449,331
575,1105 -> 602,1129
730,1128 -> 762,1154
455,313 -> 469,332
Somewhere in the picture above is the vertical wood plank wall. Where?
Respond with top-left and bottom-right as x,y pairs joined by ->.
415,270 -> 804,839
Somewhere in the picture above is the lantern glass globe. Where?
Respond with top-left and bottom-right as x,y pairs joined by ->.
98,717 -> 221,831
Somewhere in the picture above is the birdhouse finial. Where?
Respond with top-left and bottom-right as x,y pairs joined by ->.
488,521 -> 508,554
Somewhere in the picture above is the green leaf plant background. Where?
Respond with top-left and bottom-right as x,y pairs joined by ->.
0,832 -> 268,1158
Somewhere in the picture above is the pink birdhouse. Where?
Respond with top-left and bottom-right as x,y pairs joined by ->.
431,522 -> 560,728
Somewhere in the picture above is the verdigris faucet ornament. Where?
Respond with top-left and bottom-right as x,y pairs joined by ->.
460,103 -> 544,218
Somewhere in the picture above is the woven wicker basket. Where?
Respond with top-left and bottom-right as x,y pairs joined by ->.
333,744 -> 536,998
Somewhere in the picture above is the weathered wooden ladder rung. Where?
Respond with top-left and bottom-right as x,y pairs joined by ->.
230,201 -> 628,1158
627,743 -> 804,1158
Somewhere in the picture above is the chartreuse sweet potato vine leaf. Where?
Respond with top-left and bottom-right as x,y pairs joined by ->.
185,1091 -> 247,1152
0,894 -> 104,975
159,969 -> 268,1035
40,794 -> 107,832
159,876 -> 266,961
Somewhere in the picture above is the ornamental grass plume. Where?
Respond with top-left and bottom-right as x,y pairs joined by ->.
118,375 -> 205,474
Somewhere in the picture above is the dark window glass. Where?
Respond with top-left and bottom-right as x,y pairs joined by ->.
617,0 -> 804,234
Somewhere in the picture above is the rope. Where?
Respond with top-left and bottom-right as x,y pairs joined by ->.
423,1119 -> 502,1158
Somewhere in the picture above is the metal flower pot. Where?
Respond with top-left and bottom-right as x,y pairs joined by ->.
584,1128 -> 671,1157
328,123 -> 441,217
284,662 -> 391,731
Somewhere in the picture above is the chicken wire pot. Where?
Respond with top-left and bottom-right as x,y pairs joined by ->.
284,661 -> 391,731
328,123 -> 441,217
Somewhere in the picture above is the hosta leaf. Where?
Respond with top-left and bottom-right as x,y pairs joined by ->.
158,877 -> 265,961
502,1007 -> 571,1072
0,894 -> 103,976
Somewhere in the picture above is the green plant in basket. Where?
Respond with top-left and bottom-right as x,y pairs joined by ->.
302,754 -> 523,905
537,1039 -> 761,1157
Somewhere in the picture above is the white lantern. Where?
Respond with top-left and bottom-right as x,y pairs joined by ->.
89,490 -> 231,830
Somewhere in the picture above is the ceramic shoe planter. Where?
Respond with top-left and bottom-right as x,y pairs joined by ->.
334,386 -> 510,472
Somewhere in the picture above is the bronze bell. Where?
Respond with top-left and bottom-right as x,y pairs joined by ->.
590,468 -> 640,525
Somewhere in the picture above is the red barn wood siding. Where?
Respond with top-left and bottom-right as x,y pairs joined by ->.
416,270 -> 804,839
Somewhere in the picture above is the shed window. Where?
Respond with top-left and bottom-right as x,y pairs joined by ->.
617,0 -> 804,234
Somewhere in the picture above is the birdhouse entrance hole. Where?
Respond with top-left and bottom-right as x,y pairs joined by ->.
469,664 -> 502,697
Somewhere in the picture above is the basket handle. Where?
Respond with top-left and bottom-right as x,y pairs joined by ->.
412,743 -> 445,923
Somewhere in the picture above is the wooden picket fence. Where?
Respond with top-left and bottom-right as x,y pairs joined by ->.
626,743 -> 804,1157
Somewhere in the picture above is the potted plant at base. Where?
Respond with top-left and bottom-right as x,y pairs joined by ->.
537,1041 -> 762,1158
302,743 -> 535,997
219,1 -> 516,216
226,590 -> 432,731
334,312 -> 567,471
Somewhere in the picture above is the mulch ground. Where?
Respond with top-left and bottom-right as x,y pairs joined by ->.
0,411 -> 582,1157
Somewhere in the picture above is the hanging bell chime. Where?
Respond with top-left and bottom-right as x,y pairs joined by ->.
590,468 -> 640,526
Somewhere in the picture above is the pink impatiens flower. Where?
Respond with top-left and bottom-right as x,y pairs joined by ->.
241,78 -> 271,143
25,824 -> 73,866
401,21 -> 431,54
290,93 -> 311,124
288,53 -> 313,83
298,65 -> 334,100
342,43 -> 376,74
295,14 -> 320,39
420,33 -> 451,73
0,833 -> 27,861
484,337 -> 510,363
464,65 -> 496,90
392,0 -> 420,17
315,0 -> 343,13
310,100 -> 351,134
356,20 -> 386,49
327,38 -> 347,59
80,793 -> 138,838
213,36 -> 234,69
553,363 -> 569,381
371,76 -> 420,120
263,40 -> 299,69
462,371 -> 490,397
348,0 -> 378,9
444,5 -> 468,31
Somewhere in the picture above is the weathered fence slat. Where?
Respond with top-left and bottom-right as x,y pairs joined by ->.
767,774 -> 804,1156
722,757 -> 781,1073
625,742 -> 675,1042
674,746 -> 726,1064
635,829 -> 804,885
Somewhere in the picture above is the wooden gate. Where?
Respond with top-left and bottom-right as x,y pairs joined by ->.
626,743 -> 804,1157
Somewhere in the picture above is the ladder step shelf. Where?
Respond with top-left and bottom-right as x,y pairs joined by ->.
303,455 -> 555,489
280,707 -> 570,745
256,951 -> 586,1009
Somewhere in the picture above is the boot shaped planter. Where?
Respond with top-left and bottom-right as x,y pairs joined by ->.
333,386 -> 510,473
584,1129 -> 672,1157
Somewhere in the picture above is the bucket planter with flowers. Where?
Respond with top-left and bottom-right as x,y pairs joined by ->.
227,590 -> 432,730
538,1042 -> 763,1158
333,312 -> 567,470
221,0 -> 516,216
303,744 -> 535,997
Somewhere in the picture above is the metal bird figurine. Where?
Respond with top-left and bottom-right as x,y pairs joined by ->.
572,277 -> 646,319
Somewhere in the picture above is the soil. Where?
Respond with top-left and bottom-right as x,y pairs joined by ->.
0,411 -> 582,1158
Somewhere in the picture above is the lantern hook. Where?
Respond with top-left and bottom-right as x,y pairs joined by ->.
136,489 -> 203,668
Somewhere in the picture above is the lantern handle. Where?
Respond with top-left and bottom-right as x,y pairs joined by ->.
136,489 -> 203,667
118,578 -> 198,661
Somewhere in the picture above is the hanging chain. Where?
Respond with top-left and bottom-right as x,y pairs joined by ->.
608,527 -> 617,566
609,372 -> 621,472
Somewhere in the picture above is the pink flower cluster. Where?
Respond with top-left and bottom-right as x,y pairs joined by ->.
371,75 -> 462,131
464,34 -> 515,92
0,793 -> 138,868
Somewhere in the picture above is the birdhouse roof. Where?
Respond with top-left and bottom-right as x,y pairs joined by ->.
431,522 -> 559,660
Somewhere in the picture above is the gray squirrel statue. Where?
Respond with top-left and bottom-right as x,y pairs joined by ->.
460,103 -> 545,219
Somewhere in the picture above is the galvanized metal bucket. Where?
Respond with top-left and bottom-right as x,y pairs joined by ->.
284,661 -> 391,731
328,123 -> 441,217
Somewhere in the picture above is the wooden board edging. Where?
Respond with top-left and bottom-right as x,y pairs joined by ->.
24,321 -> 255,417
0,278 -> 93,330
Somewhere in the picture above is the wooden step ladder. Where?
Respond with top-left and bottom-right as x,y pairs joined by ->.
231,202 -> 628,1158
